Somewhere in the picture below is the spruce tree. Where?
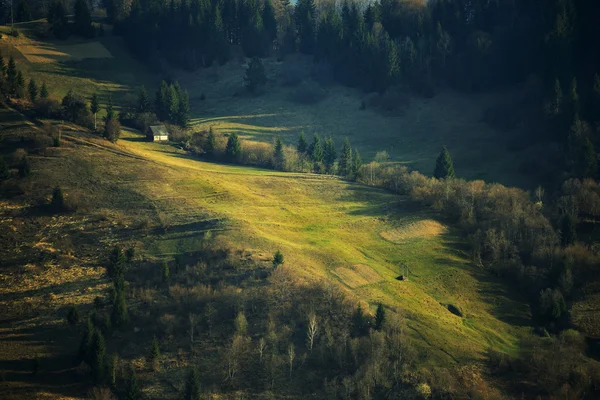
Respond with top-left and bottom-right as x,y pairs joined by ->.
177,90 -> 190,128
244,57 -> 267,93
107,353 -> 119,387
0,156 -> 9,181
90,330 -> 106,384
561,215 -> 577,247
148,335 -> 160,369
183,367 -> 201,400
433,146 -> 455,179
155,81 -> 169,120
28,79 -> 38,102
323,137 -> 336,173
73,0 -> 95,38
47,0 -> 69,39
351,149 -> 362,180
309,133 -> 323,163
375,303 -> 385,331
6,56 -> 17,97
339,138 -> 352,176
273,135 -> 286,170
570,77 -> 580,118
19,155 -> 31,177
105,95 -> 114,122
124,365 -> 140,400
40,82 -> 49,99
0,51 -> 6,89
225,132 -> 242,162
16,71 -> 25,98
273,250 -> 284,268
90,93 -> 100,130
108,246 -> 126,277
137,86 -> 150,114
295,0 -> 316,54
262,0 -> 277,42
80,316 -> 95,362
51,187 -> 65,212
297,131 -> 308,155
111,290 -> 129,328
166,84 -> 179,123
205,128 -> 216,157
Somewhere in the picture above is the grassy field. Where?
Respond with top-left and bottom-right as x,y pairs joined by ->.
0,24 -> 535,398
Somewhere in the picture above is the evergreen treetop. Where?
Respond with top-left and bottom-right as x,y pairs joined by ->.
433,146 -> 455,180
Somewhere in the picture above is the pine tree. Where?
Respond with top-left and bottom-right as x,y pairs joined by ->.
28,79 -> 38,102
51,187 -> 65,212
90,93 -> 100,130
183,367 -> 201,400
148,335 -> 160,369
273,250 -> 284,268
137,86 -> 150,114
111,290 -> 129,328
297,131 -> 308,155
351,149 -> 362,180
124,365 -> 140,400
273,135 -> 286,170
15,71 -> 25,98
309,133 -> 323,163
323,137 -> 336,173
225,132 -> 242,162
205,128 -> 216,157
40,82 -> 49,99
375,303 -> 385,331
6,56 -> 17,97
177,90 -> 190,128
73,0 -> 95,38
244,57 -> 267,93
433,146 -> 455,179
339,138 -> 352,176
47,0 -> 69,39
90,330 -> 106,384
105,95 -> 114,122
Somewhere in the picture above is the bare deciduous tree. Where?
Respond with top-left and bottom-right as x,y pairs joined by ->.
287,344 -> 295,378
257,337 -> 266,363
306,312 -> 318,352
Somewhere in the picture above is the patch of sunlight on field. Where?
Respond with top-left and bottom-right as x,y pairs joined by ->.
17,42 -> 113,63
116,130 -> 529,364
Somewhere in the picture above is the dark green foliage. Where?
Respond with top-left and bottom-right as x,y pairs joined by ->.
47,0 -> 69,39
28,79 -> 38,102
79,316 -> 95,362
90,330 -> 106,383
108,246 -> 126,277
273,135 -> 286,170
16,0 -> 32,22
323,137 -> 336,173
51,187 -> 65,212
244,57 -> 267,93
125,247 -> 135,264
273,250 -> 284,268
539,288 -> 567,322
66,305 -> 80,326
73,0 -> 95,38
104,95 -> 114,122
339,138 -> 352,177
161,261 -> 170,283
579,137 -> 597,179
124,365 -> 140,400
561,215 -> 577,247
148,335 -> 160,364
107,353 -> 118,387
174,254 -> 184,273
374,303 -> 385,331
0,157 -> 9,181
19,155 -> 31,178
205,128 -> 216,157
111,290 -> 129,328
6,56 -> 17,98
351,149 -> 362,180
183,367 -> 201,400
295,0 -> 316,54
40,82 -> 49,99
104,119 -> 122,143
137,86 -> 151,114
351,304 -> 370,337
262,0 -> 277,43
297,131 -> 308,156
61,90 -> 89,123
90,93 -> 100,130
177,90 -> 190,128
15,71 -> 25,98
433,146 -> 455,180
309,133 -> 323,163
225,133 -> 242,162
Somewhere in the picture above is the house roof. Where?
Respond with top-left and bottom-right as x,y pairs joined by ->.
149,125 -> 168,136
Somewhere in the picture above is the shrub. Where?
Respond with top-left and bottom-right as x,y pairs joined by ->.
62,90 -> 90,124
104,119 -> 121,143
168,124 -> 187,143
34,98 -> 61,118
244,57 -> 267,93
67,305 -> 80,326
51,187 -> 66,212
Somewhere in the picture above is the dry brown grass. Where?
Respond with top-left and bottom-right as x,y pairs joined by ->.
380,219 -> 447,243
332,264 -> 382,288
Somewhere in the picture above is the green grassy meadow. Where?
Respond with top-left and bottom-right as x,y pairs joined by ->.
0,23 -> 535,394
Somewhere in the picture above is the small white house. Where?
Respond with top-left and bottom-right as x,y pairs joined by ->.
149,125 -> 169,142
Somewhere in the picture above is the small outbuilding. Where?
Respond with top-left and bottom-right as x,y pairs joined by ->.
149,125 -> 169,142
